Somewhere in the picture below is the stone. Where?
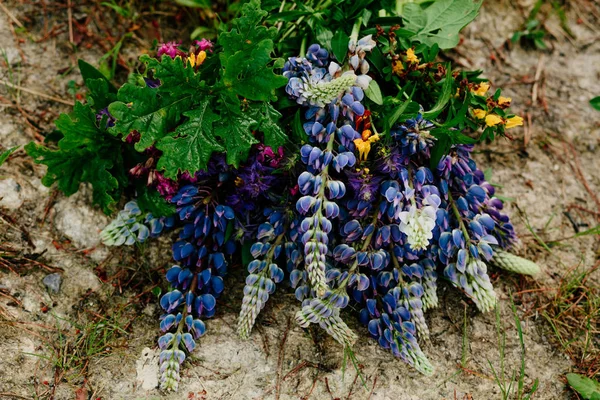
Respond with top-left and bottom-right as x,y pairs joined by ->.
42,273 -> 62,293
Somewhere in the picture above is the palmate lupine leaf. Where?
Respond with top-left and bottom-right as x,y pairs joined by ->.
402,0 -> 483,49
218,0 -> 287,101
25,102 -> 123,214
156,99 -> 223,179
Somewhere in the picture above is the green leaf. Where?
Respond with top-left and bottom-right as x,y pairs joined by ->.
249,103 -> 288,148
78,59 -> 116,93
218,0 -> 287,101
141,54 -> 204,95
423,65 -> 453,119
85,78 -> 117,111
0,146 -> 18,167
156,99 -> 223,178
386,98 -> 420,130
590,96 -> 600,111
214,97 -> 259,167
136,186 -> 176,217
108,83 -> 193,151
567,373 -> 600,399
331,29 -> 350,63
25,103 -> 122,214
402,0 -> 483,49
365,80 -> 384,105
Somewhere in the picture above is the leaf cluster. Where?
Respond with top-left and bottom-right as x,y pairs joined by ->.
25,61 -> 125,214
108,0 -> 288,178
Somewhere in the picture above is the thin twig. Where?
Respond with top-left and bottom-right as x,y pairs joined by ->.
531,54 -> 544,105
67,0 -> 74,44
0,80 -> 74,106
0,1 -> 24,28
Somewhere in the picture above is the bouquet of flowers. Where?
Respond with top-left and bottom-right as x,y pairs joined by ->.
25,0 -> 540,390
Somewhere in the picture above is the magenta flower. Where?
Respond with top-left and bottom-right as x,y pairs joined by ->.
157,41 -> 184,59
195,38 -> 214,53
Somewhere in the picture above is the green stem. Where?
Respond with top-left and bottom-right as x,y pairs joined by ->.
349,16 -> 363,46
300,36 -> 307,60
448,191 -> 471,245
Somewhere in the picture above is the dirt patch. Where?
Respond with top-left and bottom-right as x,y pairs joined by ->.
1,1 -> 599,399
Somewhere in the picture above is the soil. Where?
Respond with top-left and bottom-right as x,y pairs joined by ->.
1,1 -> 599,399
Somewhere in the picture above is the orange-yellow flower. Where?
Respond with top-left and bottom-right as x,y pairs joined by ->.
472,109 -> 487,119
354,130 -> 380,161
498,96 -> 512,106
485,114 -> 503,127
471,82 -> 490,97
505,115 -> 524,129
392,60 -> 404,76
188,50 -> 207,67
406,48 -> 419,64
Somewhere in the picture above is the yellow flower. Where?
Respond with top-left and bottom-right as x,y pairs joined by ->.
485,114 -> 503,127
406,48 -> 419,64
188,50 -> 207,67
471,82 -> 490,97
392,60 -> 404,76
498,96 -> 512,106
505,115 -> 524,129
472,109 -> 487,119
354,130 -> 380,161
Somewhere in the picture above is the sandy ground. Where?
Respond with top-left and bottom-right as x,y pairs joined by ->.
1,1 -> 599,399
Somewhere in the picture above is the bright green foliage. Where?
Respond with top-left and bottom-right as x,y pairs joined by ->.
109,84 -> 193,151
25,103 -> 124,214
402,0 -> 483,49
219,0 -> 287,101
141,54 -> 205,95
567,373 -> 600,400
156,100 -> 223,178
106,0 -> 287,177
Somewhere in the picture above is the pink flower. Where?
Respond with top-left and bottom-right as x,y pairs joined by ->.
157,41 -> 184,59
195,39 -> 214,53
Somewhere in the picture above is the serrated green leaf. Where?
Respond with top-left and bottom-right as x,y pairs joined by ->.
567,373 -> 600,399
214,98 -> 258,167
141,54 -> 204,95
0,146 -> 18,167
218,0 -> 287,101
402,0 -> 482,49
364,80 -> 383,105
25,103 -> 122,214
108,83 -> 193,151
249,103 -> 288,148
591,96 -> 600,111
156,99 -> 223,178
331,29 -> 349,63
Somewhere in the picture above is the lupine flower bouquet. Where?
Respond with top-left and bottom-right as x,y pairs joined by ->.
25,0 -> 541,391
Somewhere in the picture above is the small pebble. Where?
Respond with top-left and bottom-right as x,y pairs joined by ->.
43,273 -> 62,294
